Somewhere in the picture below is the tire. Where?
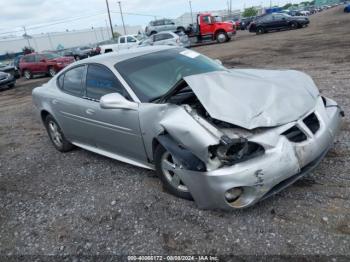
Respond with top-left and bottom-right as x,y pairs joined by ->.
44,115 -> 74,152
216,31 -> 228,43
48,66 -> 56,77
23,70 -> 32,80
256,27 -> 265,35
290,21 -> 298,30
154,145 -> 193,201
8,83 -> 15,88
177,27 -> 186,33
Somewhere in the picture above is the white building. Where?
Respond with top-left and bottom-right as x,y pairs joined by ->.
0,25 -> 142,55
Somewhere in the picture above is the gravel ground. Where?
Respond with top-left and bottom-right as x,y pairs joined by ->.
0,6 -> 349,258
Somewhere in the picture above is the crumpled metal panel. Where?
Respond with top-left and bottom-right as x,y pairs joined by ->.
184,69 -> 319,130
138,103 -> 220,163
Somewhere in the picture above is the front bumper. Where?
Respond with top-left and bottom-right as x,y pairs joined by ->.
175,97 -> 343,210
0,75 -> 16,88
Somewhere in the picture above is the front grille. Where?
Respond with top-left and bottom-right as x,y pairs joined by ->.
282,112 -> 320,143
282,126 -> 307,142
303,113 -> 320,134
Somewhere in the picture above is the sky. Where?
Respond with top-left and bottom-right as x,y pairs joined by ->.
0,0 -> 304,37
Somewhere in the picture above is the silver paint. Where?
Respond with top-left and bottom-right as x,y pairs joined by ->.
32,46 -> 343,210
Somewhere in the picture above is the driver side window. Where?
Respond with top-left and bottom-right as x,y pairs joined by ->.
203,16 -> 210,24
85,64 -> 129,101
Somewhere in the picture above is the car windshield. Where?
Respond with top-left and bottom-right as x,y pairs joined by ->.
43,53 -> 61,60
115,48 -> 226,102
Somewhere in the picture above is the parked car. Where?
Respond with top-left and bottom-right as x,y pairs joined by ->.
100,35 -> 140,54
249,13 -> 310,34
0,71 -> 16,89
72,46 -> 94,60
240,17 -> 256,30
13,55 -> 23,70
32,46 -> 343,210
145,19 -> 186,36
139,31 -> 191,48
344,4 -> 350,13
0,61 -> 20,79
19,53 -> 75,79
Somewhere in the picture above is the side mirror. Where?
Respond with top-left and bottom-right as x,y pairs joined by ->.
214,59 -> 223,65
100,93 -> 138,110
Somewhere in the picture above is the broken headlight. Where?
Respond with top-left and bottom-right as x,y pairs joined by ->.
213,136 -> 265,165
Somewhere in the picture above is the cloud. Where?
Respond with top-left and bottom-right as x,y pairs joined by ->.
0,0 -> 296,35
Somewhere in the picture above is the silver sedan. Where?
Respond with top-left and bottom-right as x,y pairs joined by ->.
32,46 -> 343,210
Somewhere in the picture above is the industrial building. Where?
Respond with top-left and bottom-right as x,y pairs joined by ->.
0,25 -> 142,55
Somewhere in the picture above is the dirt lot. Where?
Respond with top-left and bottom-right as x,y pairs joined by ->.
1,6 -> 350,258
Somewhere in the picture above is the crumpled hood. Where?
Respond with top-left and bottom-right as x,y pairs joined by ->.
183,69 -> 319,130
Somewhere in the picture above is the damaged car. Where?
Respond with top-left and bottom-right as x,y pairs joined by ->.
32,46 -> 344,210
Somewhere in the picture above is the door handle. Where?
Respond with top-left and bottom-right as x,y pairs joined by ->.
52,99 -> 59,105
85,109 -> 95,115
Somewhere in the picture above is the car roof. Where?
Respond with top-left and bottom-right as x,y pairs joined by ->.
72,45 -> 177,67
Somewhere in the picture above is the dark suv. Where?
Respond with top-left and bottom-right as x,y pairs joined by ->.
249,13 -> 309,34
19,53 -> 74,79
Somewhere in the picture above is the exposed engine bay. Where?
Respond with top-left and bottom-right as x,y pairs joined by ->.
161,83 -> 265,170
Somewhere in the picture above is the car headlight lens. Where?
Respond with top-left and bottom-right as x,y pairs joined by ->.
214,137 -> 265,165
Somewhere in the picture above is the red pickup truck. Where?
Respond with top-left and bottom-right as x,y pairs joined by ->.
188,13 -> 236,43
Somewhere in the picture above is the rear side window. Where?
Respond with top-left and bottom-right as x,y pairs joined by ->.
127,36 -> 137,43
120,37 -> 126,44
86,64 -> 126,100
62,66 -> 85,96
23,55 -> 35,62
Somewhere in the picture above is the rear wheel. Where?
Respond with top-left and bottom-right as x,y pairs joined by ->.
154,145 -> 193,200
23,70 -> 32,80
44,115 -> 74,152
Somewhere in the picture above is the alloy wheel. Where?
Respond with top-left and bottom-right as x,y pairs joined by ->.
49,68 -> 56,77
48,121 -> 63,148
161,151 -> 189,192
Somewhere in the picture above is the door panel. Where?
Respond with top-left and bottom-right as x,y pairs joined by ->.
78,99 -> 147,162
53,65 -> 90,144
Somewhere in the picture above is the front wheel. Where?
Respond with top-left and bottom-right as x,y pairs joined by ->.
290,22 -> 298,30
154,145 -> 193,200
48,67 -> 56,77
216,32 -> 228,43
256,27 -> 265,35
45,115 -> 74,152
23,70 -> 32,80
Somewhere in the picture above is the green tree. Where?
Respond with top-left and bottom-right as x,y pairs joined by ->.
242,7 -> 258,17
282,3 -> 293,9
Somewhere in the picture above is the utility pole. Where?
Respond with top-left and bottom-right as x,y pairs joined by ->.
118,1 -> 126,35
189,0 -> 194,25
22,26 -> 31,48
105,0 -> 115,38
